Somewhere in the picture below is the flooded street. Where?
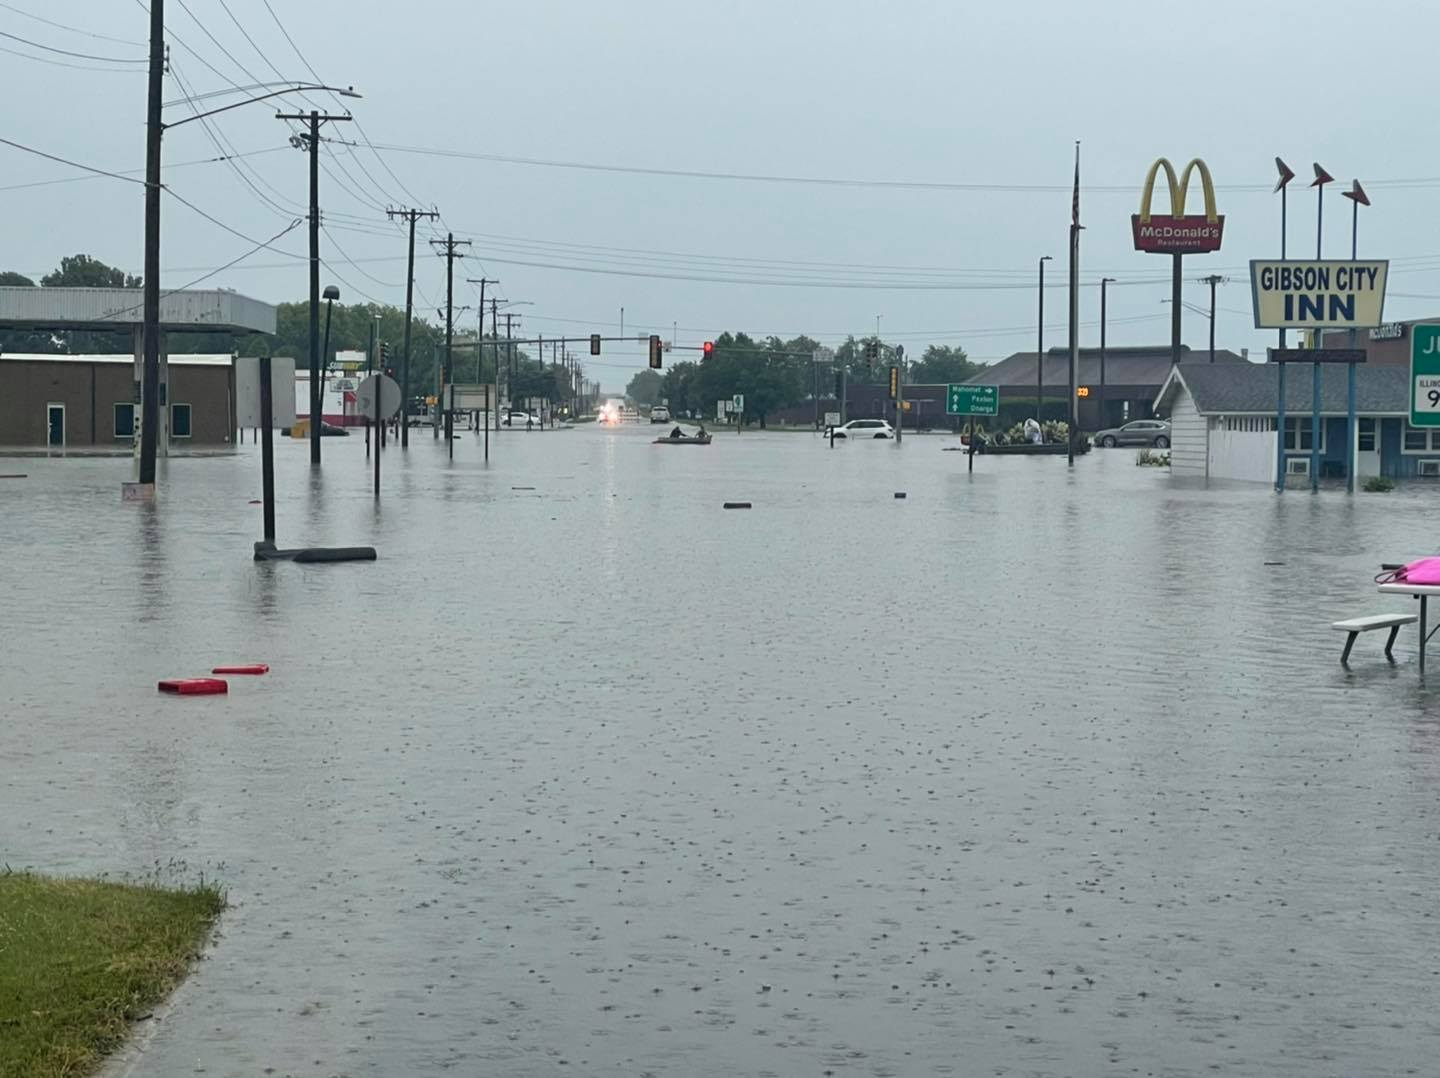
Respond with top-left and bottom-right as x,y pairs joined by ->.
4,425 -> 1439,1077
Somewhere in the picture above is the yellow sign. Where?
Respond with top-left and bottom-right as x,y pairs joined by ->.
1249,260 -> 1389,329
1138,158 -> 1218,224
1076,386 -> 1090,398
1132,157 -> 1224,253
425,395 -> 437,406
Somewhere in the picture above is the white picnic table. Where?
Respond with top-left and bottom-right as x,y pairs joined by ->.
1377,582 -> 1440,673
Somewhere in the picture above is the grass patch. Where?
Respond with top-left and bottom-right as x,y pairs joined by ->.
0,871 -> 223,1078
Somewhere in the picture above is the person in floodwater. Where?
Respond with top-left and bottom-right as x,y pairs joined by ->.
670,425 -> 685,439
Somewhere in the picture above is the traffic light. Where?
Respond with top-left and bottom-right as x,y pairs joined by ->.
834,371 -> 843,399
888,365 -> 899,401
702,341 -> 715,359
590,333 -> 601,356
648,334 -> 663,369
865,341 -> 879,367
378,341 -> 389,368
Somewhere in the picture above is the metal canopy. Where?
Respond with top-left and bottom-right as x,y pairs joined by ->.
0,287 -> 276,335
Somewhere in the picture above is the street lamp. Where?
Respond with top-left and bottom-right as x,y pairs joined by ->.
135,60 -> 361,493
1099,276 -> 1116,428
1037,255 -> 1053,421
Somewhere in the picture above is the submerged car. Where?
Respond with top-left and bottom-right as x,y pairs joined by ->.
831,419 -> 894,439
1093,420 -> 1170,448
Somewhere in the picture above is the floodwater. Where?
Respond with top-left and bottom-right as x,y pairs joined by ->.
3,423 -> 1440,1078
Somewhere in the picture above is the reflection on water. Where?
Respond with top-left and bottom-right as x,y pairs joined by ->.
3,427 -> 1440,1077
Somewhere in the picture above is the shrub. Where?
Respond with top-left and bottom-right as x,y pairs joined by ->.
1136,448 -> 1170,467
1363,475 -> 1395,492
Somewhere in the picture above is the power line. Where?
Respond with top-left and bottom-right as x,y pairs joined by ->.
0,146 -> 286,192
0,136 -> 146,184
0,41 -> 146,72
360,138 -> 1440,196
0,1 -> 143,45
0,28 -> 146,62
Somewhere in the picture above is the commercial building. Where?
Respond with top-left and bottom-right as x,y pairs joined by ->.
1153,362 -> 1428,483
966,345 -> 1249,429
1314,317 -> 1435,364
0,353 -> 235,449
0,286 -> 274,451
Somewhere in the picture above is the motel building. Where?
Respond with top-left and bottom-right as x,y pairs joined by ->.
1153,361 -> 1435,483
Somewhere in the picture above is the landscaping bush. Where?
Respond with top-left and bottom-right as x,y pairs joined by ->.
1363,475 -> 1395,492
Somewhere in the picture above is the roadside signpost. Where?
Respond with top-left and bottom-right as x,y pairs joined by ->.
732,393 -> 744,434
1253,259 -> 1389,492
357,373 -> 401,497
948,384 -> 999,473
1411,325 -> 1440,428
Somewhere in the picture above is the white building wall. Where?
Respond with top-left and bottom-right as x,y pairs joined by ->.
1169,389 -> 1207,477
1208,418 -> 1276,483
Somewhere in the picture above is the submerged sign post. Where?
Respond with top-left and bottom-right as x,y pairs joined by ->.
1411,325 -> 1440,428
947,384 -> 999,473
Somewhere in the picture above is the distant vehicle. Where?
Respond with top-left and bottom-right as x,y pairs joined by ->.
650,405 -> 671,424
503,410 -> 540,427
831,419 -> 894,439
1093,420 -> 1170,448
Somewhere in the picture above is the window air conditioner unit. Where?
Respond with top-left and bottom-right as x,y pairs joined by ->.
1285,457 -> 1310,477
1418,460 -> 1440,477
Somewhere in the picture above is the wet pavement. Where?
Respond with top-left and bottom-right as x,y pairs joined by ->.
3,423 -> 1440,1077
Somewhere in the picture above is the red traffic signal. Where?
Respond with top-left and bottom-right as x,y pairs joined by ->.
648,334 -> 663,369
702,341 -> 715,359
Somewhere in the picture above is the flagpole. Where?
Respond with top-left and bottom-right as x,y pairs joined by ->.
1068,141 -> 1080,467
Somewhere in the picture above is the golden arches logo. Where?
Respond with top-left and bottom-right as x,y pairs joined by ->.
1132,156 -> 1224,254
1138,158 -> 1218,224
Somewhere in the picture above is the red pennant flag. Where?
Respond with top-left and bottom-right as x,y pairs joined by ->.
1342,180 -> 1370,207
1273,157 -> 1295,193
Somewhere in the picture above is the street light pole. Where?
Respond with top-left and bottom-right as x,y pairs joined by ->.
1037,255 -> 1053,422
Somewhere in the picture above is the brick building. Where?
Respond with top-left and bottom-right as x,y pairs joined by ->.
0,353 -> 234,448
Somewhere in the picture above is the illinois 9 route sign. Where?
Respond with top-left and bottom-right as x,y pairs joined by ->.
1250,260 -> 1389,329
1411,325 -> 1440,427
947,384 -> 998,416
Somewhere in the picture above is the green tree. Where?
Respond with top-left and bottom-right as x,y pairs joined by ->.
911,344 -> 984,384
626,368 -> 663,407
41,254 -> 140,289
0,271 -> 35,286
660,361 -> 700,416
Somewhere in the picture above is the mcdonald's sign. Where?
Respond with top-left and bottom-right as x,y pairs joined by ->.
1131,157 -> 1224,254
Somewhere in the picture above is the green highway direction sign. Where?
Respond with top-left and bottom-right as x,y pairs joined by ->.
1413,325 -> 1440,427
947,383 -> 999,416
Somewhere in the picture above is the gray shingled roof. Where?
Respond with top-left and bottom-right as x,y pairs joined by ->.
969,345 -> 1247,388
1159,362 -> 1410,415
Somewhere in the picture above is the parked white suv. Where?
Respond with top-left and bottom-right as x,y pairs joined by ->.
650,405 -> 671,423
831,419 -> 894,439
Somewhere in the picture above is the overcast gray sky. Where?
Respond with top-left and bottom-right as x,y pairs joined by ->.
5,0 -> 1438,389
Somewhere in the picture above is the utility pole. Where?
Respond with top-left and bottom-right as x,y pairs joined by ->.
430,234 -> 469,457
505,312 -> 518,413
1037,255 -> 1052,422
1202,274 -> 1224,363
386,207 -> 437,448
137,0 -> 164,493
491,298 -> 501,431
1099,277 -> 1115,431
466,278 -> 498,380
276,108 -> 353,466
